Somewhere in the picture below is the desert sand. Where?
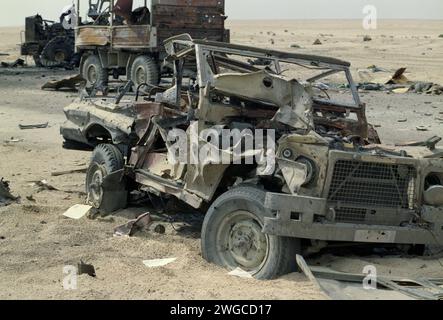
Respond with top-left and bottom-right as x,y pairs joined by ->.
0,20 -> 442,300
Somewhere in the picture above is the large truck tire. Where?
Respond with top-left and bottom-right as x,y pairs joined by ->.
40,36 -> 74,68
86,144 -> 127,213
130,55 -> 160,91
81,54 -> 109,88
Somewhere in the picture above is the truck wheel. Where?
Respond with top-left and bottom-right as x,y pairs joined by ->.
201,186 -> 300,280
130,55 -> 159,90
82,54 -> 108,88
40,36 -> 74,67
86,144 -> 126,211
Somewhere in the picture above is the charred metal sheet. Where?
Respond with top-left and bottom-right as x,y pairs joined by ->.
114,212 -> 153,237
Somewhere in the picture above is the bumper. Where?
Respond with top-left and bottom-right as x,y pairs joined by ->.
263,192 -> 443,245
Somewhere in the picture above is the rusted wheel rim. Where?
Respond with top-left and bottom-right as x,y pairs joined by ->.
217,210 -> 269,272
86,163 -> 106,208
86,64 -> 98,84
135,66 -> 146,85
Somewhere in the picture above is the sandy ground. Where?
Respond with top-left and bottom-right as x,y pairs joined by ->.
0,20 -> 443,300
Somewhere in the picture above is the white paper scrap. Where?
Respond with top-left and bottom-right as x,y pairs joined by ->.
142,258 -> 177,268
63,204 -> 92,220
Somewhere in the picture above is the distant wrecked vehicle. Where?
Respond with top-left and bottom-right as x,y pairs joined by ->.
61,36 -> 443,279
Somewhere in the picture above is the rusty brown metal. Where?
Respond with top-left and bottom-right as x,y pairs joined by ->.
113,0 -> 134,21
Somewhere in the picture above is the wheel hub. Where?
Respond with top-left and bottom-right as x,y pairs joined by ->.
86,163 -> 106,208
87,65 -> 98,84
54,51 -> 66,63
226,214 -> 268,270
135,66 -> 146,85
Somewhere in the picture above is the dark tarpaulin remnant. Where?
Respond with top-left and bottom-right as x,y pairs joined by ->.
114,212 -> 153,237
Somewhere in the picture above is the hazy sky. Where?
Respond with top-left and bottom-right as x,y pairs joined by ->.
0,0 -> 442,27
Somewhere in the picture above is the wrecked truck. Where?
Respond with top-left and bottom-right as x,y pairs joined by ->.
61,36 -> 443,279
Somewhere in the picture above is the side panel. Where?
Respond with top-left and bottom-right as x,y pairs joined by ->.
76,26 -> 110,46
152,0 -> 228,44
112,26 -> 157,49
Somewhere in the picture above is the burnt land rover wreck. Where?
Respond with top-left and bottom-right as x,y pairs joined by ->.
61,36 -> 443,279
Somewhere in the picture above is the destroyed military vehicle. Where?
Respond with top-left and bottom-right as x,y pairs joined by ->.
73,0 -> 229,89
61,36 -> 443,279
21,12 -> 76,68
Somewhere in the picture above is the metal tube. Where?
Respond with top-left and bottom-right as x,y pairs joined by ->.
77,0 -> 80,25
110,0 -> 114,27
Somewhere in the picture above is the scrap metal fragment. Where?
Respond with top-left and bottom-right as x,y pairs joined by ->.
78,261 -> 96,277
19,122 -> 49,130
296,255 -> 326,294
396,136 -> 441,150
416,126 -> 429,132
114,212 -> 153,237
51,167 -> 88,177
32,180 -> 59,192
0,179 -> 18,207
41,74 -> 86,91
309,266 -> 443,300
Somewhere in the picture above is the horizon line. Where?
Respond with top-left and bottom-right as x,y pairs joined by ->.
1,17 -> 442,28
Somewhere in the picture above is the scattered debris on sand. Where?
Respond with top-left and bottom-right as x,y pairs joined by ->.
114,212 -> 153,237
1,58 -> 25,68
19,122 -> 49,130
416,126 -> 429,131
41,74 -> 86,91
0,179 -> 19,207
363,35 -> 372,42
3,137 -> 24,144
31,180 -> 59,192
357,66 -> 443,95
142,258 -> 177,268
